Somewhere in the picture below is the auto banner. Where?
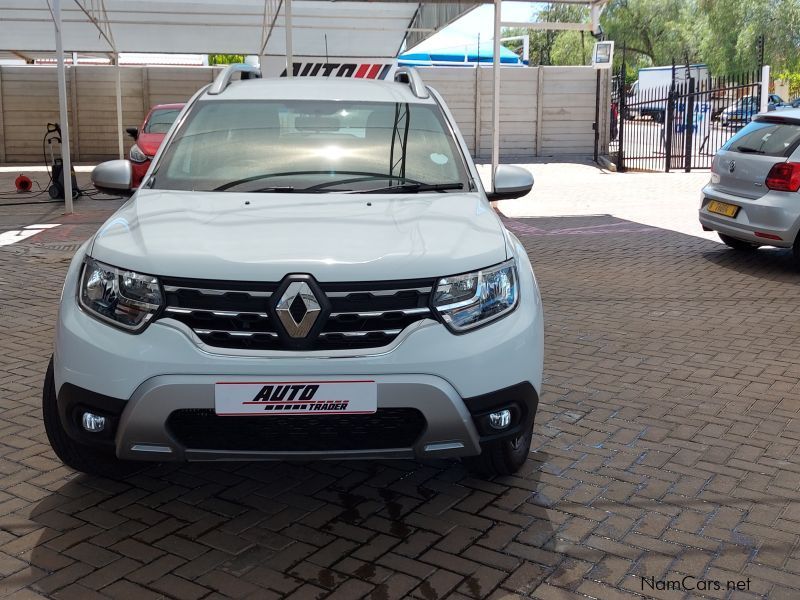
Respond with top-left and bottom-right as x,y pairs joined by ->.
261,56 -> 396,80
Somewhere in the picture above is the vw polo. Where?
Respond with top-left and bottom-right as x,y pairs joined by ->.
44,65 -> 544,478
700,110 -> 800,264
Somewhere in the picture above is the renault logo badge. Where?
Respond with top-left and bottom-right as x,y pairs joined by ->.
275,281 -> 321,338
728,160 -> 736,173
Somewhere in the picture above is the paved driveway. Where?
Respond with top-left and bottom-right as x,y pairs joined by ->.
1,171 -> 800,599
479,161 -> 715,243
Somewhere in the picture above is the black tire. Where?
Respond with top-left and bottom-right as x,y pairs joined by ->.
793,239 -> 800,269
42,357 -> 140,479
463,425 -> 533,478
718,233 -> 760,251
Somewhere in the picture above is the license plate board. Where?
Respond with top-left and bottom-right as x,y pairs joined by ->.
707,199 -> 739,218
214,379 -> 377,416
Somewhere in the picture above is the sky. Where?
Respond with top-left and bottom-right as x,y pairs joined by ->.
408,2 -> 540,54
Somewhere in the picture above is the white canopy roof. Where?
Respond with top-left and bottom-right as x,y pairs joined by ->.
0,1 -> 475,59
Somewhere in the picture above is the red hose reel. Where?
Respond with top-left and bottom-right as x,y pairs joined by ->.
14,174 -> 33,193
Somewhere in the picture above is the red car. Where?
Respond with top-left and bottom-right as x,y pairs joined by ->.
126,103 -> 184,187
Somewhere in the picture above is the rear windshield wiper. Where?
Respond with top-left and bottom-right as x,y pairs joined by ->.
735,146 -> 765,154
353,182 -> 464,194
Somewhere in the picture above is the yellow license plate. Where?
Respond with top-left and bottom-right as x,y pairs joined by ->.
707,200 -> 739,218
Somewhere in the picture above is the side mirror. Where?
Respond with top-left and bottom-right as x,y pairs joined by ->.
125,127 -> 139,140
92,160 -> 134,197
487,165 -> 533,201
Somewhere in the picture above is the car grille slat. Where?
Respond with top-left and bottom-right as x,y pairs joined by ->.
159,276 -> 436,351
325,287 -> 432,297
163,285 -> 273,298
167,408 -> 426,451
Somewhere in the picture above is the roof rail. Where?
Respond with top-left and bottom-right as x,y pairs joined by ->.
208,63 -> 262,95
394,66 -> 429,99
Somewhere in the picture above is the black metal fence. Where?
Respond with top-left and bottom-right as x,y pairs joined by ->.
610,69 -> 763,172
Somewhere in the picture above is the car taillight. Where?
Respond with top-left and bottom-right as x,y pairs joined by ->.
765,162 -> 800,192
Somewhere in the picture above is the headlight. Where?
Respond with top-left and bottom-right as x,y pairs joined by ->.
129,144 -> 148,163
433,259 -> 518,332
79,258 -> 163,332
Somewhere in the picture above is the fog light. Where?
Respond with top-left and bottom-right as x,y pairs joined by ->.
488,409 -> 512,430
81,412 -> 106,432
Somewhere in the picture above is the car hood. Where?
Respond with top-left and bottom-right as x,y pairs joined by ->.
136,132 -> 166,157
89,190 -> 508,282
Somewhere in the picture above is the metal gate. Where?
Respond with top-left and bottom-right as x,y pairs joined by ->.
610,68 -> 763,172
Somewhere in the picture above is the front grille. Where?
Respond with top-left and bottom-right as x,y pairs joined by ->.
166,408 -> 426,451
158,276 -> 436,351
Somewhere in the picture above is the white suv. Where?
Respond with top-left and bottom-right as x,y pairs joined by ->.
44,65 -> 544,478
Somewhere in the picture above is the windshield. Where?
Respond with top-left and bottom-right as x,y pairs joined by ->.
149,99 -> 469,193
143,108 -> 181,134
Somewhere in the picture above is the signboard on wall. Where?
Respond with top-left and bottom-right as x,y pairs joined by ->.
592,41 -> 614,69
262,56 -> 396,79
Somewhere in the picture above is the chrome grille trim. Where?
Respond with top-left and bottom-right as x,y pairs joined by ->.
163,285 -> 272,298
320,329 -> 402,338
195,329 -> 279,338
159,276 -> 437,351
165,307 -> 269,319
330,308 -> 430,318
326,287 -> 432,297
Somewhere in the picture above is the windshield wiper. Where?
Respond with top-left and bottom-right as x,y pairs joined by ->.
354,182 -> 464,194
735,145 -> 765,154
213,170 -> 423,192
298,174 -> 424,193
247,186 -> 295,193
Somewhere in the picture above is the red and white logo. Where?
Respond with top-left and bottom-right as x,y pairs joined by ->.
262,56 -> 396,80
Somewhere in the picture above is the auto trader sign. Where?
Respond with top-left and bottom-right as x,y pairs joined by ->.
262,56 -> 396,79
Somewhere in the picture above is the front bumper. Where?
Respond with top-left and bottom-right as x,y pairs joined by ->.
54,243 -> 544,462
58,376 -> 538,461
699,186 -> 800,248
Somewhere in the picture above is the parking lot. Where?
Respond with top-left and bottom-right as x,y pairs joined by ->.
1,163 -> 800,599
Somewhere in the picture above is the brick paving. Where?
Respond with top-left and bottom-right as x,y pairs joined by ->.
2,181 -> 800,598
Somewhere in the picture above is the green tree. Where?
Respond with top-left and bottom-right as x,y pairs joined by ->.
499,0 -> 800,78
698,0 -> 800,73
504,3 -> 588,66
551,31 -> 592,66
602,0 -> 800,75
600,0 -> 702,68
208,54 -> 246,65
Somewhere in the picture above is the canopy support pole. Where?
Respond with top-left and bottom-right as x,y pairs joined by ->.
284,0 -> 293,77
53,0 -> 73,214
115,52 -> 123,159
491,0 -> 501,187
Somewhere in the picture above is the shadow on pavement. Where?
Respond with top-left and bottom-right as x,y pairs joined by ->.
20,451 -> 553,598
701,244 -> 800,281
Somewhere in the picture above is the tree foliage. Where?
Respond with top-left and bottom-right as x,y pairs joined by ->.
697,0 -> 800,73
504,3 -> 588,66
601,0 -> 700,67
502,0 -> 800,76
208,54 -> 246,65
